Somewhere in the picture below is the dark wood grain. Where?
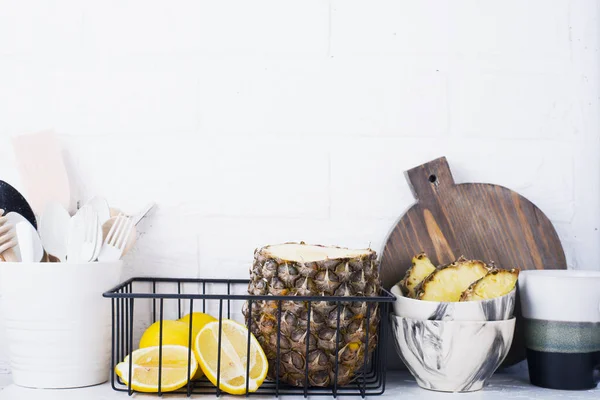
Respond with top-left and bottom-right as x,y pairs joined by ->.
381,156 -> 566,367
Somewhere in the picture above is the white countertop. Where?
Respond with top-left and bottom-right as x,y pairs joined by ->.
0,364 -> 598,400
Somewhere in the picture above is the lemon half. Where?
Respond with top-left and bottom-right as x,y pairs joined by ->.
178,312 -> 218,379
193,319 -> 268,395
115,345 -> 197,393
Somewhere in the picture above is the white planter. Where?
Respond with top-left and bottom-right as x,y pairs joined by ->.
0,261 -> 123,389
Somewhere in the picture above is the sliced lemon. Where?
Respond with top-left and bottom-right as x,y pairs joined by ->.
178,312 -> 217,379
115,345 -> 198,393
193,319 -> 268,395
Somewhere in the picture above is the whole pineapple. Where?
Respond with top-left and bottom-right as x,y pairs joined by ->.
244,242 -> 381,387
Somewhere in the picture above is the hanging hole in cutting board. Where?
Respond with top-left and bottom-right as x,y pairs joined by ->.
428,174 -> 437,184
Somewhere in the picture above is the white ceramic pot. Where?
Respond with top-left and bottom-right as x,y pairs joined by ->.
390,314 -> 516,392
519,270 -> 600,322
518,270 -> 600,390
0,261 -> 123,389
390,284 -> 515,321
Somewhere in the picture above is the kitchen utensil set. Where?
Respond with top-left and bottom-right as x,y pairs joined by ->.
0,181 -> 140,264
1,132 -> 151,264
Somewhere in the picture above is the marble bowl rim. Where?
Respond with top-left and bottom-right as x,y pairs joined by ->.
391,313 -> 517,326
391,284 -> 516,305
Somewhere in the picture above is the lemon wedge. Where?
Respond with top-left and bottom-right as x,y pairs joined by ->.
178,312 -> 218,379
193,319 -> 268,395
115,345 -> 197,393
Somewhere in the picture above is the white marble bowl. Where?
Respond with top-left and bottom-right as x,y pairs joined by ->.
390,284 -> 516,321
390,314 -> 516,392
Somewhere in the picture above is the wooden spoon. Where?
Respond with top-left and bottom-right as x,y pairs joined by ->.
0,212 -> 32,262
0,210 -> 18,261
41,251 -> 60,262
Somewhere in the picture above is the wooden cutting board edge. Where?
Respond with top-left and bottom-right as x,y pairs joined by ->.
381,181 -> 565,289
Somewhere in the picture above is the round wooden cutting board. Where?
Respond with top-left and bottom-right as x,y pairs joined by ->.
381,157 -> 566,367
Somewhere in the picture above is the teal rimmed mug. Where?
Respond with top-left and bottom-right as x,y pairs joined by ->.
519,270 -> 600,390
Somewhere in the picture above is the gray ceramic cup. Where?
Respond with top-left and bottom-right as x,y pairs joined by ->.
519,270 -> 600,390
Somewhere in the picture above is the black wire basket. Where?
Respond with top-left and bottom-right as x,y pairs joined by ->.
103,277 -> 395,398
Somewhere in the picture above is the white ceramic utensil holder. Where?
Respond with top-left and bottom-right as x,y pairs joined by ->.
0,261 -> 123,388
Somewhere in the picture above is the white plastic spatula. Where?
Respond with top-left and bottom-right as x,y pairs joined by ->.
39,202 -> 71,261
91,209 -> 103,261
15,221 -> 44,262
11,131 -> 72,216
85,196 -> 111,226
66,206 -> 100,263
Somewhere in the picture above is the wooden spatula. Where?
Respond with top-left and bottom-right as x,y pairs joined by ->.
11,131 -> 72,217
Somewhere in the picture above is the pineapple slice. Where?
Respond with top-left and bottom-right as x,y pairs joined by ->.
399,253 -> 436,298
459,268 -> 520,301
415,257 -> 489,302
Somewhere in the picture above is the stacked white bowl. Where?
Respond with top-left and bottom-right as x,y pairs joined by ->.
389,283 -> 517,392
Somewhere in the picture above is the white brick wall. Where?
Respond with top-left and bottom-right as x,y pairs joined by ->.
0,0 -> 598,373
